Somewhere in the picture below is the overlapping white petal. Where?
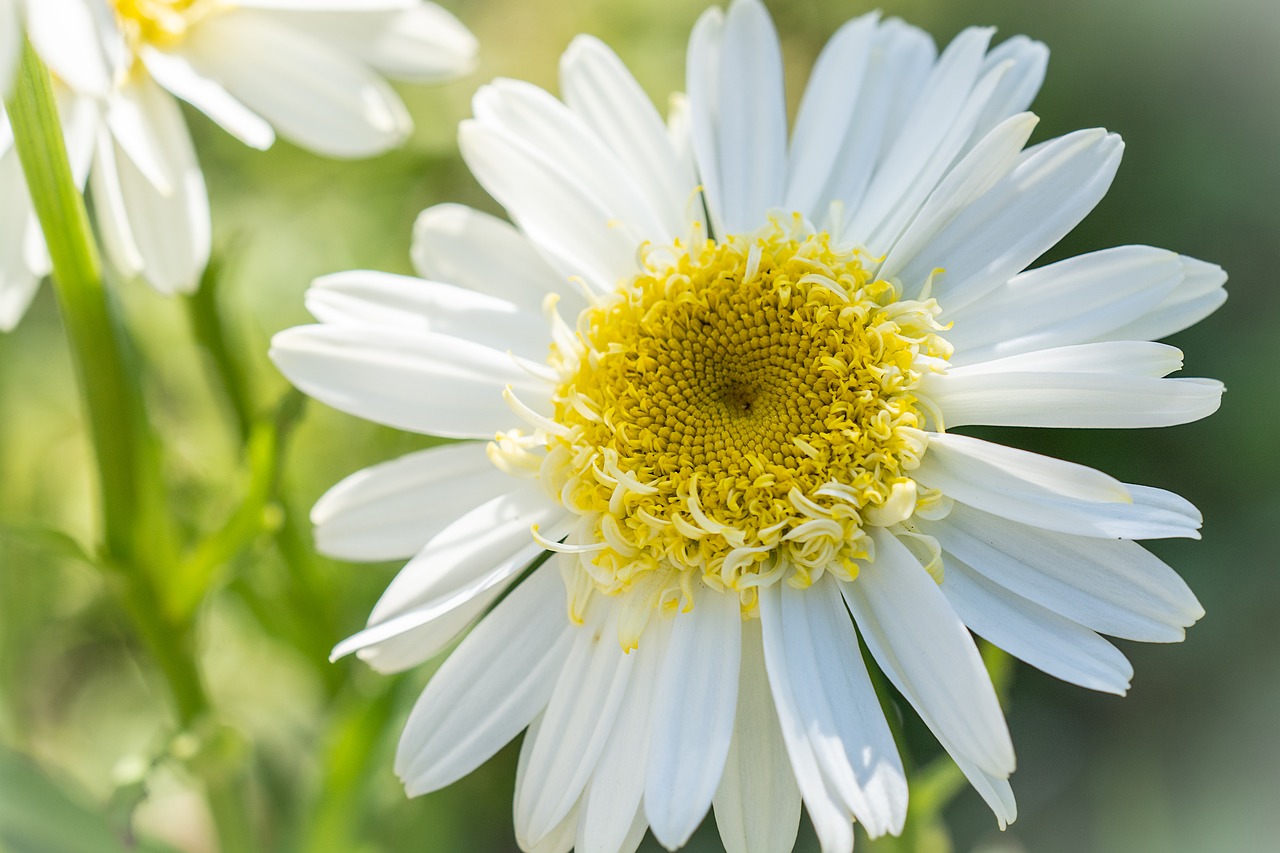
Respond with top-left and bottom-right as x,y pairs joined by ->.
273,3 -> 1224,850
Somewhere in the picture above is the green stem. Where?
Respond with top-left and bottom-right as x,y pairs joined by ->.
8,43 -> 254,853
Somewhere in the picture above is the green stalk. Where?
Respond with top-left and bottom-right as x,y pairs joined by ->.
8,42 -> 254,852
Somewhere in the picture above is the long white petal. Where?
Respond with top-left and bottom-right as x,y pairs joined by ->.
310,442 -> 512,561
940,555 -> 1133,694
945,246 -> 1185,363
249,3 -> 477,81
0,137 -> 42,331
331,483 -> 570,662
878,111 -> 1038,282
924,369 -> 1223,429
515,604 -> 635,847
25,0 -> 121,96
900,128 -> 1124,309
410,204 -> 571,312
810,19 -> 936,226
964,35 -> 1048,147
915,434 -> 1202,539
94,78 -> 210,294
305,270 -> 548,359
841,528 -> 1015,778
1100,255 -> 1229,343
923,504 -> 1204,642
171,11 -> 410,157
578,618 -> 669,853
560,35 -> 695,239
845,26 -> 995,248
141,46 -> 275,150
759,586 -> 854,853
713,618 -> 802,853
688,0 -> 786,236
269,324 -> 548,438
770,577 -> 907,837
645,583 -> 743,849
459,119 -> 638,293
783,13 -> 880,220
396,565 -> 570,794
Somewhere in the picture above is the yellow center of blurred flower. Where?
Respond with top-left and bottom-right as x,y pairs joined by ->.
110,0 -> 217,50
496,221 -> 952,643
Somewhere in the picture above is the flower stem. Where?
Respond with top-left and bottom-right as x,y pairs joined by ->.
8,42 -> 254,852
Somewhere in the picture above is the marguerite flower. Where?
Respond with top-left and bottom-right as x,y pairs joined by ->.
271,3 -> 1226,851
0,0 -> 476,328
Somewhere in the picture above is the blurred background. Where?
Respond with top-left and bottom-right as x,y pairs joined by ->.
1,0 -> 1277,851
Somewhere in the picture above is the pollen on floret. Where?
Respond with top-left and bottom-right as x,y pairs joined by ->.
110,0 -> 216,51
496,219 -> 953,629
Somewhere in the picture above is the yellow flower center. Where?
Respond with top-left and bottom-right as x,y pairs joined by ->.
497,221 -> 952,641
110,0 -> 218,50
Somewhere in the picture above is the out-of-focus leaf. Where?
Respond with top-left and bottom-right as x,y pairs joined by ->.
0,524 -> 96,567
0,749 -> 179,853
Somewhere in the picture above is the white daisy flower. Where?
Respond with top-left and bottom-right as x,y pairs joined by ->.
272,2 -> 1226,852
0,0 -> 476,328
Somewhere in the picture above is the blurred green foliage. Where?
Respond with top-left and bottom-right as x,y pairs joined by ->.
1,0 -> 1277,851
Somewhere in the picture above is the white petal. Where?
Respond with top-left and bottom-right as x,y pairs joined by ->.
924,504 -> 1204,642
560,35 -> 695,239
845,26 -> 995,247
92,78 -> 210,294
305,269 -> 548,360
0,138 -> 42,331
784,13 -> 880,220
917,431 -> 1131,506
578,619 -> 669,853
104,75 -> 186,194
916,434 -> 1202,539
841,528 -> 1015,778
459,119 -> 638,293
965,35 -> 1049,147
713,618 -> 802,853
945,246 -> 1187,363
172,11 -> 410,157
141,46 -> 275,150
767,577 -> 907,837
688,0 -> 787,236
515,604 -> 636,847
251,3 -> 477,81
269,324 -> 548,438
1099,255 -> 1228,343
396,565 -> 571,794
410,203 -> 570,312
901,129 -> 1124,309
644,583 -> 743,849
940,554 -> 1133,694
944,340 -> 1187,377
26,0 -> 121,96
331,483 -> 570,663
878,112 -> 1038,282
365,480 -> 558,625
472,79 -> 674,243
809,19 -> 937,226
924,362 -> 1223,430
759,588 -> 853,853
310,442 -> 512,561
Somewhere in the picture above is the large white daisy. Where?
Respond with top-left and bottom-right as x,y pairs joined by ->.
0,0 -> 476,328
272,3 -> 1226,851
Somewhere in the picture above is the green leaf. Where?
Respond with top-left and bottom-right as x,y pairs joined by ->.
0,749 -> 180,853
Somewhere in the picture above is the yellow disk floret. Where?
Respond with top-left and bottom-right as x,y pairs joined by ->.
111,0 -> 217,51
502,221 -> 952,636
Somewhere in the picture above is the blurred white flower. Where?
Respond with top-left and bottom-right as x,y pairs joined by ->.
273,2 -> 1226,851
0,0 -> 18,96
0,0 -> 476,328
